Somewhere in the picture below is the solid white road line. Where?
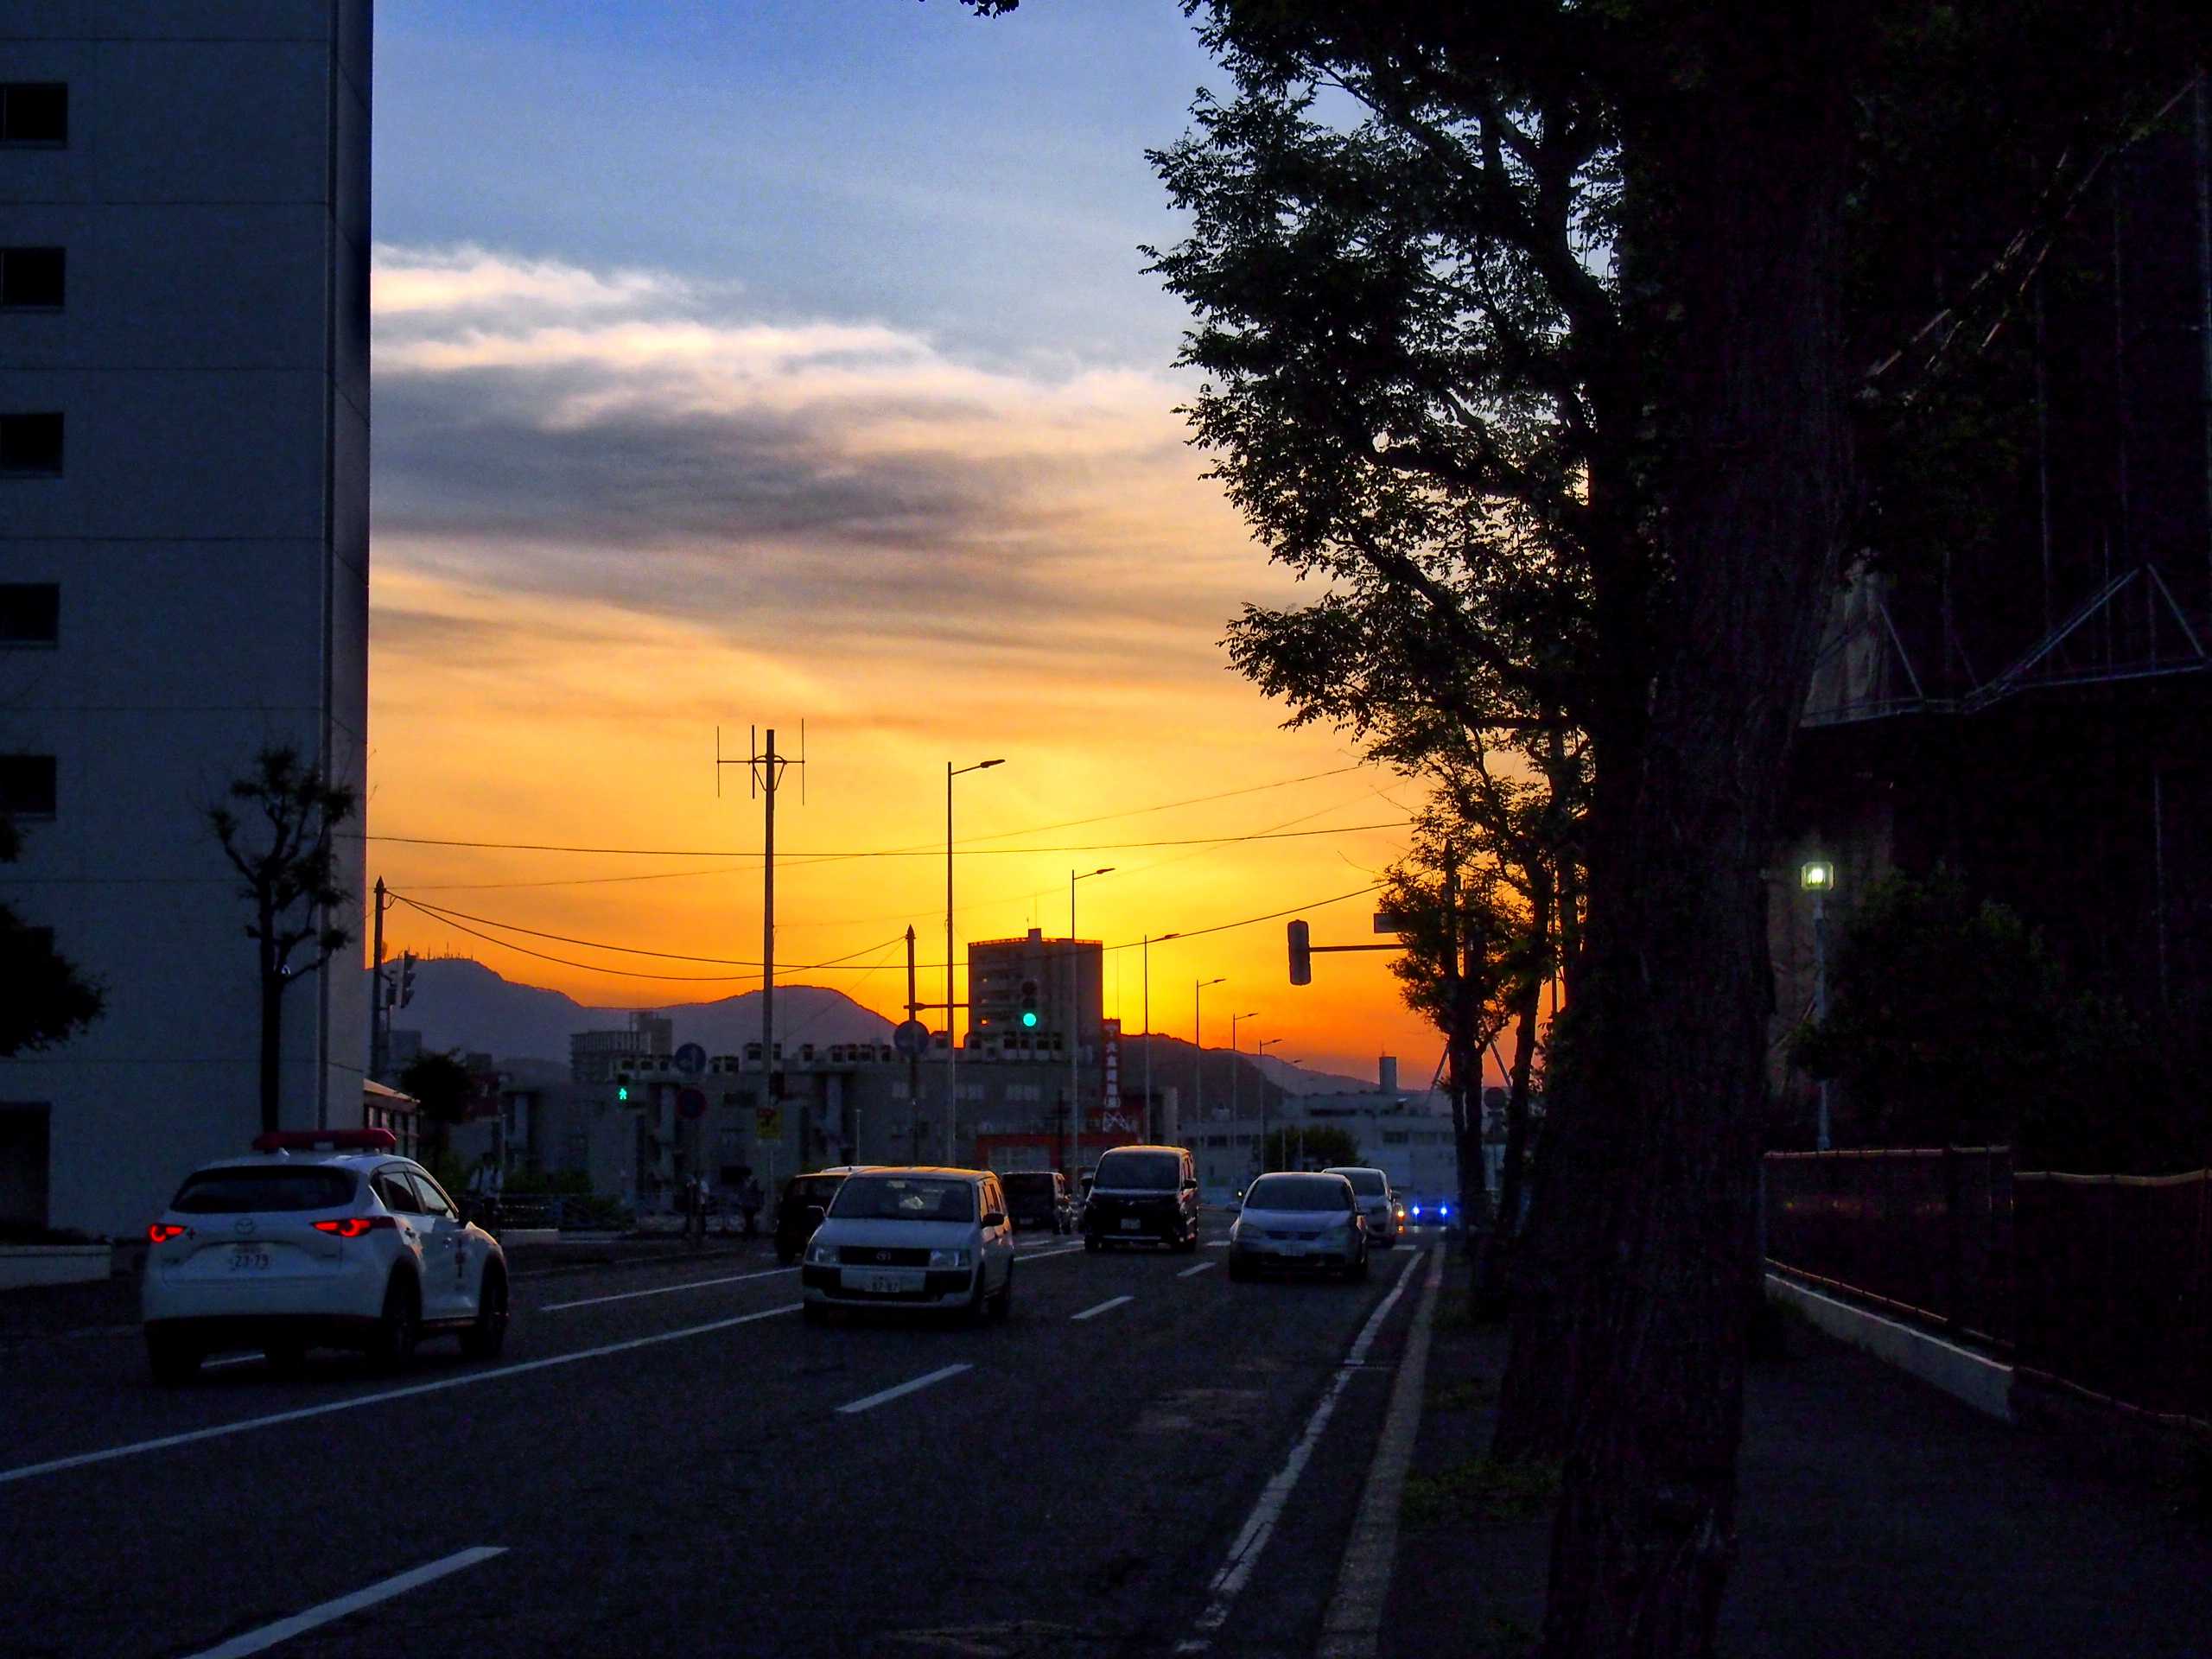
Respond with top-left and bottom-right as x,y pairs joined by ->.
200,1354 -> 262,1370
1071,1295 -> 1135,1322
0,1305 -> 802,1490
836,1363 -> 973,1415
541,1266 -> 792,1312
1173,1249 -> 1427,1655
1177,1262 -> 1217,1279
1020,1242 -> 1089,1263
1316,1248 -> 1446,1659
181,1547 -> 508,1659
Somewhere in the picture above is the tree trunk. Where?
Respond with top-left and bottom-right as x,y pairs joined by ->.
1496,17 -> 1860,1656
258,957 -> 283,1135
1478,860 -> 1551,1311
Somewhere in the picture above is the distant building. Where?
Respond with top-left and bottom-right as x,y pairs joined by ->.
0,5 -> 372,1235
569,1014 -> 674,1083
969,928 -> 1103,1054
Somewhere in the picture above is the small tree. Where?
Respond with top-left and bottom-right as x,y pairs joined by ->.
0,816 -> 104,1057
397,1050 -> 474,1164
209,747 -> 358,1133
1261,1122 -> 1359,1172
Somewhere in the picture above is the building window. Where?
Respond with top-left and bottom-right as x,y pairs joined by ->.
0,85 -> 67,146
0,585 -> 58,646
0,413 -> 62,475
0,755 -> 57,818
0,248 -> 63,309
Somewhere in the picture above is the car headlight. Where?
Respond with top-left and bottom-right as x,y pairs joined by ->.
804,1242 -> 837,1266
928,1248 -> 971,1268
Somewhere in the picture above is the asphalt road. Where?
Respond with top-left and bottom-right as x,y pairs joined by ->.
1,1221 -> 1446,1659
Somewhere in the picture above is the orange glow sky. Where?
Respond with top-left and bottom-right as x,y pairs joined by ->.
364,3 -> 1458,1087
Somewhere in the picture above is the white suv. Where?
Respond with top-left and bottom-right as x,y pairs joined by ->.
141,1128 -> 510,1383
1321,1166 -> 1399,1248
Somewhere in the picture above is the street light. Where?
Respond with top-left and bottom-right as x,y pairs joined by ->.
1801,857 -> 1835,1152
947,757 -> 1006,1165
1193,976 -> 1226,1130
1143,932 -> 1181,1142
1069,866 -> 1116,1175
1255,1036 -> 1285,1171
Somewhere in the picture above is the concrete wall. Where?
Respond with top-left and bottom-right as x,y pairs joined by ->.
0,2 -> 370,1235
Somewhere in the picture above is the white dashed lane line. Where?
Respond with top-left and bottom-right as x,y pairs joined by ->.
181,1547 -> 508,1658
1178,1262 -> 1217,1278
836,1363 -> 973,1416
1070,1295 -> 1135,1323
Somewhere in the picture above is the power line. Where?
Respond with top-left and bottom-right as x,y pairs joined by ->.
365,820 -> 1409,862
391,893 -> 902,970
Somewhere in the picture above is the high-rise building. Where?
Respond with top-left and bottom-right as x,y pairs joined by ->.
969,927 -> 1103,1053
0,4 -> 372,1235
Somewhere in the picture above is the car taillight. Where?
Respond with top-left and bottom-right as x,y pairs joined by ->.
313,1216 -> 396,1238
147,1223 -> 186,1243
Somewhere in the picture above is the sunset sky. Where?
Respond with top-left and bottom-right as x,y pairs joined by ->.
366,0 -> 1446,1086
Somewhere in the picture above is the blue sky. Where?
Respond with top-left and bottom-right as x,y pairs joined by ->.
375,0 -> 1218,372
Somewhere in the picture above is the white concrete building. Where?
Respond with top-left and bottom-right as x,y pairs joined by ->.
0,4 -> 371,1235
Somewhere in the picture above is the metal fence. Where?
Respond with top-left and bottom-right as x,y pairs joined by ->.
1763,1147 -> 2014,1351
2012,1170 -> 2212,1429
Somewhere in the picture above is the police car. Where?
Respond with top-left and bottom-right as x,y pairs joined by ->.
140,1128 -> 510,1384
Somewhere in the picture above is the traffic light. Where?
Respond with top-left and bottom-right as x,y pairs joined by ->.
1020,979 -> 1039,1028
1287,919 -> 1312,986
397,951 -> 417,1008
615,1072 -> 631,1103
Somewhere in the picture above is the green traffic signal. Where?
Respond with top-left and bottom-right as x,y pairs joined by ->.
1021,1010 -> 1038,1028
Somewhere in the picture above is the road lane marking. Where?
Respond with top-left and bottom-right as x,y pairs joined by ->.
1021,1243 -> 1088,1262
1071,1295 -> 1135,1322
182,1547 -> 508,1658
1204,1240 -> 1229,1248
836,1363 -> 973,1415
0,1304 -> 803,1489
541,1266 -> 791,1311
1318,1248 -> 1446,1658
201,1354 -> 263,1370
1177,1262 -> 1217,1279
1175,1249 -> 1426,1654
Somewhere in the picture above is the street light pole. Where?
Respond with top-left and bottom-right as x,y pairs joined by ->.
1801,858 -> 1836,1153
947,757 -> 1006,1166
1069,866 -> 1115,1175
1256,1035 -> 1284,1171
1230,1011 -> 1258,1168
1142,932 -> 1179,1143
1193,976 -> 1225,1133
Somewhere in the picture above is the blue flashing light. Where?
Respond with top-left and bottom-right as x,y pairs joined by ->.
1438,1204 -> 1451,1218
1410,1205 -> 1423,1217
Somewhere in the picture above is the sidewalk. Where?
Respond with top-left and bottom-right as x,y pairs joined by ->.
1381,1248 -> 2212,1658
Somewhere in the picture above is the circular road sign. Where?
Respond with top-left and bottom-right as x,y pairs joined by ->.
673,1041 -> 707,1076
892,1019 -> 931,1060
676,1086 -> 708,1121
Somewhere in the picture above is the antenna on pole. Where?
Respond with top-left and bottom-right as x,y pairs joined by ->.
718,722 -> 808,1162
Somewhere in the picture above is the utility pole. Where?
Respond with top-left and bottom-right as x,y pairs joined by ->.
368,877 -> 389,1082
906,925 -> 924,1161
720,724 -> 803,1140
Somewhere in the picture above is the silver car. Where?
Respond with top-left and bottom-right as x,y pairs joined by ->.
1321,1166 -> 1399,1248
800,1167 -> 1016,1322
1227,1171 -> 1369,1281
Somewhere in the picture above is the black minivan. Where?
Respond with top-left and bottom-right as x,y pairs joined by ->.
1082,1145 -> 1201,1253
1002,1170 -> 1074,1233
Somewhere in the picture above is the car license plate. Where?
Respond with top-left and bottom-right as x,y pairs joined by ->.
844,1268 -> 917,1294
1120,1217 -> 1141,1231
228,1246 -> 270,1271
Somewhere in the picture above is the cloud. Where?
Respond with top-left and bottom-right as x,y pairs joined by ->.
372,245 -> 1265,673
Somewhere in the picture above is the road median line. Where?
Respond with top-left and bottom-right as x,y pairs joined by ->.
181,1547 -> 508,1658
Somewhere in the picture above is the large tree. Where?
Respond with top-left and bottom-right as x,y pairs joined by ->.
960,1 -> 2196,1649
209,747 -> 358,1134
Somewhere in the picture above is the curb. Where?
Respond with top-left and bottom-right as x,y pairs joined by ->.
1317,1243 -> 1446,1659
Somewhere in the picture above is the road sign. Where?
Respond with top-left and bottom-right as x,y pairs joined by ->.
756,1105 -> 783,1141
892,1019 -> 931,1060
673,1041 -> 707,1076
676,1086 -> 707,1121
